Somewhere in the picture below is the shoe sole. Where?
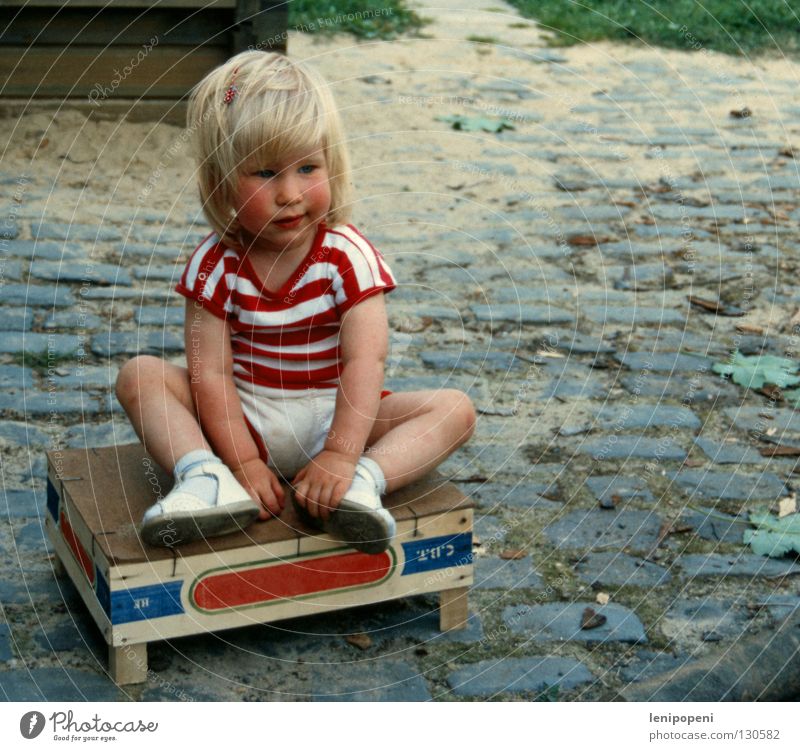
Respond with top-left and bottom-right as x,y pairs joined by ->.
140,501 -> 260,547
291,497 -> 394,555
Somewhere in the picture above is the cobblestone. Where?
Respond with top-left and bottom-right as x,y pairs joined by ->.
503,602 -> 647,644
0,364 -> 33,390
544,510 -> 663,553
584,476 -> 655,505
576,436 -> 687,461
661,599 -> 751,644
474,555 -> 543,590
310,660 -> 431,701
574,552 -> 672,587
0,624 -> 12,661
29,260 -> 133,286
678,553 -> 800,578
91,330 -> 184,357
0,668 -> 125,701
447,656 -> 594,697
667,469 -> 787,502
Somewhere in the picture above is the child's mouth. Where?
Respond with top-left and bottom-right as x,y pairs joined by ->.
274,215 -> 303,229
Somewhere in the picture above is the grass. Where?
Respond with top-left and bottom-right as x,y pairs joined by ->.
506,0 -> 800,56
289,0 -> 425,39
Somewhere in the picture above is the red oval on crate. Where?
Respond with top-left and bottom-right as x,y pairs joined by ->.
192,550 -> 393,611
60,510 -> 94,584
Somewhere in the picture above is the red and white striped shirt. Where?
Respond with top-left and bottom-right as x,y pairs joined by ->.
176,223 -> 396,390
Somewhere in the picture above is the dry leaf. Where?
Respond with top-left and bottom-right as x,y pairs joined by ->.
756,384 -> 784,402
345,633 -> 372,650
567,233 -> 601,247
500,549 -> 526,560
688,295 -> 745,317
730,106 -> 752,119
759,444 -> 800,457
735,323 -> 764,335
778,496 -> 797,518
790,309 -> 800,330
683,459 -> 705,468
595,592 -> 610,606
779,146 -> 795,158
580,607 -> 607,630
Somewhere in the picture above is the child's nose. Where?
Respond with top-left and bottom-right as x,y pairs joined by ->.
275,176 -> 302,205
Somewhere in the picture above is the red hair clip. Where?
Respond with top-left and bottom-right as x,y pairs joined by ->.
223,67 -> 239,105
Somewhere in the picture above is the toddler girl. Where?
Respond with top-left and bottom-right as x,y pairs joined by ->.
115,51 -> 476,554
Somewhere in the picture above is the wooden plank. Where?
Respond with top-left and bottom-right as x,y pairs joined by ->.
0,45 -> 228,98
109,643 -> 148,686
233,0 -> 286,52
3,8 -> 232,46
439,587 -> 469,631
0,97 -> 188,125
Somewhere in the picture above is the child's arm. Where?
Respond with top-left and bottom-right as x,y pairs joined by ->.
293,293 -> 389,518
185,301 -> 284,518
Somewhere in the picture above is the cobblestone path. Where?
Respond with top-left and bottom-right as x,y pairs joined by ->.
2,2 -> 800,700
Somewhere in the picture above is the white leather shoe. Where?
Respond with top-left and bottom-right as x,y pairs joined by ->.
293,464 -> 396,554
140,461 -> 260,547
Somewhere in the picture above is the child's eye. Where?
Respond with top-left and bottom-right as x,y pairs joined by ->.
298,164 -> 317,174
256,169 -> 276,178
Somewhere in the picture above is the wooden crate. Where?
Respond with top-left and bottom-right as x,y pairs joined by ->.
46,444 -> 474,685
0,0 -> 287,103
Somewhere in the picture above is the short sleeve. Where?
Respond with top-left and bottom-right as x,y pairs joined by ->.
175,234 -> 232,321
327,225 -> 397,315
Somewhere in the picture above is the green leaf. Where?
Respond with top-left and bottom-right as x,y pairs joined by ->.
712,352 -> 800,389
436,115 -> 516,133
744,511 -> 800,558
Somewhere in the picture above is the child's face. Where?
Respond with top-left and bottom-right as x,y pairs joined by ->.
235,145 -> 331,255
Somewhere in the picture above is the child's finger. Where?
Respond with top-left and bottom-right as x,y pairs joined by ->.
271,475 -> 285,507
317,485 -> 334,521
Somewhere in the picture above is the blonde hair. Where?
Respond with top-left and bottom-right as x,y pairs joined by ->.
187,51 -> 352,246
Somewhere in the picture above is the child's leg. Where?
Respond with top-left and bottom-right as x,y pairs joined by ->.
116,355 -> 259,545
365,389 -> 476,492
115,355 -> 210,473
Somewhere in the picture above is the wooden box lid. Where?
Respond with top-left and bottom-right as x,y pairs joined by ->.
47,443 -> 473,565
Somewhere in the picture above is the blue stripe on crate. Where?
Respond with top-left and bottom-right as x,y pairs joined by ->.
111,581 -> 184,624
46,478 -> 59,520
95,569 -> 110,618
401,533 -> 472,576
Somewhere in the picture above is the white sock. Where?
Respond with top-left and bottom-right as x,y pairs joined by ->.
345,455 -> 386,508
172,449 -> 221,505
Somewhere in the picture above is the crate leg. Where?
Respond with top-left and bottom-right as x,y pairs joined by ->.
439,586 -> 469,631
52,555 -> 66,578
109,643 -> 148,686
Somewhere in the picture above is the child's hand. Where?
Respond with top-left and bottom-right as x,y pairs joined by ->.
293,450 -> 357,521
231,459 -> 285,520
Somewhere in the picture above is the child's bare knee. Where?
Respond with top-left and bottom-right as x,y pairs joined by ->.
115,355 -> 163,405
441,389 -> 476,440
